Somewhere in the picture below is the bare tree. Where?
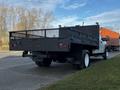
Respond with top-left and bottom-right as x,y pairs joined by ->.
15,7 -> 27,30
15,7 -> 54,30
41,11 -> 54,28
0,4 -> 9,49
0,4 -> 8,37
7,7 -> 18,31
0,4 -> 54,49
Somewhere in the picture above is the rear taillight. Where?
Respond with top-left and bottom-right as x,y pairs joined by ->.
12,41 -> 21,47
12,43 -> 16,47
59,43 -> 69,48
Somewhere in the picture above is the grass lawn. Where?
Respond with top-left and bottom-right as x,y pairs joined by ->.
41,54 -> 120,90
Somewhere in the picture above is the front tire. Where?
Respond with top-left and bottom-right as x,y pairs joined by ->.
103,49 -> 108,60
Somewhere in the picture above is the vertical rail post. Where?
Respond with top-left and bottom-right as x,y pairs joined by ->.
26,30 -> 28,38
45,29 -> 46,38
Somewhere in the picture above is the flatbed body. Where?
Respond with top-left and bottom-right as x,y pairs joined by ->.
9,25 -> 99,52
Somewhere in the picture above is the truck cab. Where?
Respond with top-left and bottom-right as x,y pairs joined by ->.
93,35 -> 108,59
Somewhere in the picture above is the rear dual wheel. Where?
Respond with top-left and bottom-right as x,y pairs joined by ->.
35,58 -> 52,67
74,50 -> 90,69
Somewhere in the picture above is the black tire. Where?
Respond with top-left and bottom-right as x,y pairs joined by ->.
35,58 -> 52,67
35,61 -> 43,67
57,59 -> 66,63
74,50 -> 90,69
103,49 -> 108,60
43,58 -> 52,67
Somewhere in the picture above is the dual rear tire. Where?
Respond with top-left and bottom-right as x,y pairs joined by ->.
74,50 -> 90,69
35,58 -> 52,67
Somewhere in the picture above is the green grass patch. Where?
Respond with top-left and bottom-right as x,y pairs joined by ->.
41,55 -> 120,90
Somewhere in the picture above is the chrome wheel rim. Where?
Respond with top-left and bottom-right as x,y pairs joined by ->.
84,54 -> 89,67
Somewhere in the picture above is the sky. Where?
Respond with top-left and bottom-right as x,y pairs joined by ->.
0,0 -> 120,33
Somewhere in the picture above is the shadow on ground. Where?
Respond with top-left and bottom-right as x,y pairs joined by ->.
0,55 -> 103,76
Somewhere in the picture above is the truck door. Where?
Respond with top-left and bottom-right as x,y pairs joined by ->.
93,36 -> 106,54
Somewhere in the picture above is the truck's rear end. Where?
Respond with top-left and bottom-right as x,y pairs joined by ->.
10,28 -> 70,52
